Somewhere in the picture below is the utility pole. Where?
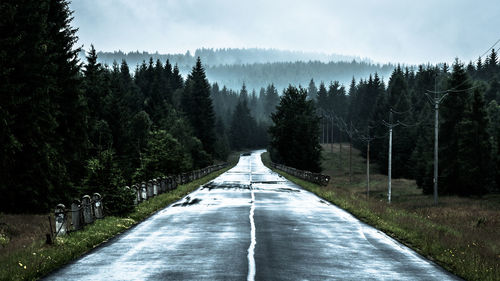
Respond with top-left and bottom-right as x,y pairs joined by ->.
326,120 -> 329,146
426,76 -> 448,205
381,110 -> 399,204
388,111 -> 393,203
349,122 -> 353,183
331,115 -> 334,153
434,93 -> 439,205
366,126 -> 370,198
433,79 -> 439,205
322,114 -> 325,144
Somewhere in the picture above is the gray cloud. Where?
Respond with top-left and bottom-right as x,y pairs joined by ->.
70,0 -> 500,64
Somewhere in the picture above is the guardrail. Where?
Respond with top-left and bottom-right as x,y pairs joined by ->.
49,163 -> 228,241
270,162 -> 330,186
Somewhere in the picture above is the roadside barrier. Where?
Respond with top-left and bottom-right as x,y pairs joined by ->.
270,162 -> 330,186
49,163 -> 228,241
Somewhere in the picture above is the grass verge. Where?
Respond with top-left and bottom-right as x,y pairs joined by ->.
261,150 -> 499,281
0,164 -> 234,281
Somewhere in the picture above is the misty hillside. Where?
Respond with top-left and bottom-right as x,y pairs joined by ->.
84,48 -> 395,91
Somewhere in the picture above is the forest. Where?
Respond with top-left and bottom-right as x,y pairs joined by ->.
0,0 -> 268,214
1,0 -> 498,216
315,55 -> 500,196
89,49 -> 395,91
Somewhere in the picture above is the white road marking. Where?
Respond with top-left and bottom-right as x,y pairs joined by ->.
247,188 -> 256,281
247,155 -> 256,281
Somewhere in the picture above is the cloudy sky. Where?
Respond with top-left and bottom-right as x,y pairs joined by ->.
70,0 -> 499,65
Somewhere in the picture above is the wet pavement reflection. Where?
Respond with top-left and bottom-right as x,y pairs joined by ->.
45,150 -> 460,281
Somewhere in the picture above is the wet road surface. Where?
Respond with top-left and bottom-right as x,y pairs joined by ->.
45,150 -> 460,280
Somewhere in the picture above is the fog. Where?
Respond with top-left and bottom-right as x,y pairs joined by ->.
70,0 -> 499,65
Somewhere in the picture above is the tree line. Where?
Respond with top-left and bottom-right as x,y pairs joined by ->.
90,50 -> 395,92
93,48 -> 363,70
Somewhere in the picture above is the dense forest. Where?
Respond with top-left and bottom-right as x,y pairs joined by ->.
315,53 -> 500,195
88,50 -> 395,91
1,0 -> 498,215
0,0 -> 268,214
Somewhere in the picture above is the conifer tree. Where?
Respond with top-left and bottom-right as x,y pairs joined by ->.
456,90 -> 492,195
182,57 -> 216,155
230,100 -> 255,150
307,79 -> 318,101
439,60 -> 472,194
269,86 -> 321,172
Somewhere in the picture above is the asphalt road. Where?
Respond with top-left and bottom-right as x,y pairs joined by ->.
44,150 -> 461,281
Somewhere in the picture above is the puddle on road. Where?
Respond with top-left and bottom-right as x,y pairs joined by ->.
275,187 -> 300,193
202,182 -> 252,190
250,181 -> 282,184
172,196 -> 202,207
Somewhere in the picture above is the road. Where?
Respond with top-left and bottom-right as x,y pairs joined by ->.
44,150 -> 460,281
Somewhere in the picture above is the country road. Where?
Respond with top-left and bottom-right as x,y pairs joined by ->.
44,150 -> 460,281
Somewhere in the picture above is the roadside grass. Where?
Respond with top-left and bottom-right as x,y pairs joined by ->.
261,147 -> 499,281
0,162 -> 235,281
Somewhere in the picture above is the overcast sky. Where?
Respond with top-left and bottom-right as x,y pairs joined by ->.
70,0 -> 499,65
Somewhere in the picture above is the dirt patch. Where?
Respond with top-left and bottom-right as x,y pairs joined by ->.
0,213 -> 51,259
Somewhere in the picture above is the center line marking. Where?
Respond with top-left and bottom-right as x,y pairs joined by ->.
247,188 -> 256,281
247,156 -> 256,281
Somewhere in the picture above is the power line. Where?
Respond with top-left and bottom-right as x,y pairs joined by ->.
478,38 -> 500,59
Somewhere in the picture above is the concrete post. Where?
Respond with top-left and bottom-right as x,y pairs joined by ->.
55,204 -> 67,236
82,195 -> 94,224
141,182 -> 147,200
147,180 -> 154,198
160,177 -> 166,193
92,193 -> 103,219
153,179 -> 158,196
133,184 -> 140,205
71,199 -> 82,231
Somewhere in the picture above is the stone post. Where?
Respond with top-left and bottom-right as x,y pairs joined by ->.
153,179 -> 158,196
133,184 -> 140,205
160,177 -> 166,193
55,204 -> 67,236
92,193 -> 103,219
147,180 -> 154,198
82,195 -> 94,224
141,182 -> 147,200
71,199 -> 82,231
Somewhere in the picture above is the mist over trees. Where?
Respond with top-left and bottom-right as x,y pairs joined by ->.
91,48 -> 364,68
86,49 -> 395,91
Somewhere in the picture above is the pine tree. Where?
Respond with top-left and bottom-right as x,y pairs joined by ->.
229,100 -> 256,150
316,82 -> 328,111
182,57 -> 216,156
439,59 -> 472,194
0,0 -> 88,212
269,86 -> 321,172
486,100 -> 500,190
263,84 -> 280,120
456,90 -> 492,195
307,79 -> 318,101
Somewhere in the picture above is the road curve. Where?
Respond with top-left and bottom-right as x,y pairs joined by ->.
44,150 -> 461,281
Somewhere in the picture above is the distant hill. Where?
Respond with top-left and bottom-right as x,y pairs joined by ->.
80,48 -> 396,91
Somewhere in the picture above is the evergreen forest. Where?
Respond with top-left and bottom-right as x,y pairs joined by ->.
1,0 -> 499,215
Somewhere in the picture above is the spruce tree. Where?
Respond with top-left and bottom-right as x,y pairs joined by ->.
307,79 -> 318,101
182,57 -> 216,156
269,86 -> 321,172
439,60 -> 472,194
230,100 -> 256,150
456,90 -> 492,195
